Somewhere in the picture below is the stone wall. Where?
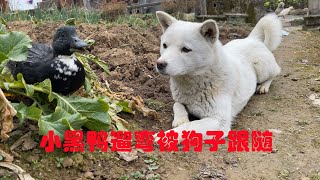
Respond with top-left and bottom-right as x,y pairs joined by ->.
203,0 -> 265,23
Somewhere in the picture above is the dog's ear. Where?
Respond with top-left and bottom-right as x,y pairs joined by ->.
156,11 -> 177,32
200,20 -> 219,44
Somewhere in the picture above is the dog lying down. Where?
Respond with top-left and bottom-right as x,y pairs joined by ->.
155,11 -> 282,143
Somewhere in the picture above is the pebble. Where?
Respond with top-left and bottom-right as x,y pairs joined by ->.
232,163 -> 239,167
62,158 -> 73,168
84,171 -> 94,179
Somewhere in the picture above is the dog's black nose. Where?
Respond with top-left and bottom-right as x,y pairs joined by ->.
157,62 -> 167,71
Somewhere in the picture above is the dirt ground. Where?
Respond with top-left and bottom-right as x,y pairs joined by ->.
0,20 -> 320,180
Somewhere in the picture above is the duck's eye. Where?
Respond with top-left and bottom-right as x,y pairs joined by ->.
182,47 -> 192,53
163,43 -> 167,49
61,34 -> 65,38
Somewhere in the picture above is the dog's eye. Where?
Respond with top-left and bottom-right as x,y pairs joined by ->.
163,43 -> 167,49
182,47 -> 192,53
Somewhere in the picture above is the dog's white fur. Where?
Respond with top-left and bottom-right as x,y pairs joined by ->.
155,11 -> 282,142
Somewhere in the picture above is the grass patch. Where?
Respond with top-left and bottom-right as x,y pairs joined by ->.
0,7 -> 159,28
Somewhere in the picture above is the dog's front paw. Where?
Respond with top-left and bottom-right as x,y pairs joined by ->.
256,80 -> 272,94
256,84 -> 269,94
172,117 -> 190,128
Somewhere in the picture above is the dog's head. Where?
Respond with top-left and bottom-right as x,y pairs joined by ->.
156,11 -> 220,76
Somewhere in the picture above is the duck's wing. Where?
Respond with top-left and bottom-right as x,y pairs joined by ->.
7,60 -> 52,84
27,43 -> 54,62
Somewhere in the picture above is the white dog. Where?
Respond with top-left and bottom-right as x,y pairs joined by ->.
155,11 -> 282,142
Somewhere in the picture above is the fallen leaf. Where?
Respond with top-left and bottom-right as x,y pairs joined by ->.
118,149 -> 138,162
10,132 -> 33,151
0,88 -> 16,141
132,96 -> 159,120
112,116 -> 130,131
0,162 -> 34,180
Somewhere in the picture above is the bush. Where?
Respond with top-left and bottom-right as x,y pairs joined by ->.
100,2 -> 128,21
161,0 -> 197,14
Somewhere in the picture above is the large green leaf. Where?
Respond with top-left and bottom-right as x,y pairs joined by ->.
0,53 -> 8,63
54,96 -> 111,131
0,24 -> 6,34
39,106 -> 86,139
17,73 -> 34,97
88,54 -> 110,75
0,31 -> 32,62
37,79 -> 53,102
12,102 -> 42,122
75,52 -> 99,81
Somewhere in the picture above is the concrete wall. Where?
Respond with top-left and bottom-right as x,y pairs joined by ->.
309,0 -> 320,14
138,0 -> 162,13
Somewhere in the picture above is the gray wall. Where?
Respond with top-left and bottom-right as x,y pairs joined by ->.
138,0 -> 163,13
309,0 -> 320,14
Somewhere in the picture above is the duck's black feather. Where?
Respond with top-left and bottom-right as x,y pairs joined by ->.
27,43 -> 54,62
7,58 -> 54,84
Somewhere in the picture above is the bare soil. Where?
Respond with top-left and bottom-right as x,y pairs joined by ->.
1,21 -> 320,180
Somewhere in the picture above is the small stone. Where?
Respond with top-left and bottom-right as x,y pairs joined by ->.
291,78 -> 299,81
283,73 -> 290,77
26,155 -> 39,163
271,149 -> 278,153
84,171 -> 94,179
62,158 -> 73,168
94,170 -> 103,176
268,129 -> 282,134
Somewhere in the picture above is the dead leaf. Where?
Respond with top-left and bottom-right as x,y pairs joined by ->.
0,148 -> 14,162
112,116 -> 130,131
132,96 -> 159,120
0,88 -> 16,141
118,149 -> 138,162
10,132 -> 34,151
0,162 -> 34,180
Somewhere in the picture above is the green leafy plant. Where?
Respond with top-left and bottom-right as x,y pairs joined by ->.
55,157 -> 64,168
0,24 -> 32,73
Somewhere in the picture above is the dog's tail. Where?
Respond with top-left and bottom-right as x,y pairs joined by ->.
248,14 -> 282,51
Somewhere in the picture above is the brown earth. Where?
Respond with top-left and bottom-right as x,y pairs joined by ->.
0,20 -> 320,180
